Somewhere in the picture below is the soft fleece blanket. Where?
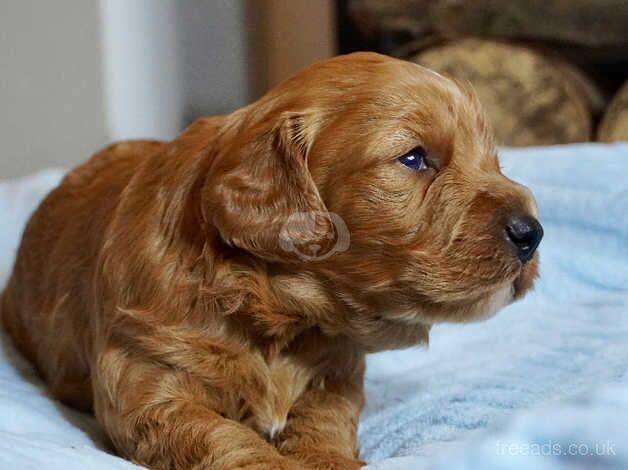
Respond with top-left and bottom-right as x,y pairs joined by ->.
1,143 -> 627,469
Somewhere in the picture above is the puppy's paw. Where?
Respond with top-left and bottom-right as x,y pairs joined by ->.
193,455 -> 309,470
322,456 -> 366,470
294,450 -> 365,470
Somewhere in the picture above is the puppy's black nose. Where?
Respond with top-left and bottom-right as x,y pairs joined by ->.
505,214 -> 543,263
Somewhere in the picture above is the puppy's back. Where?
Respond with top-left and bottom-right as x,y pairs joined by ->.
1,140 -> 164,410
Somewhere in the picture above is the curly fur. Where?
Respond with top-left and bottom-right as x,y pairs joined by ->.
0,52 -> 539,470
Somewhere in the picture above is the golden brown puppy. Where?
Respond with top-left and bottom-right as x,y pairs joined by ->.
1,53 -> 542,470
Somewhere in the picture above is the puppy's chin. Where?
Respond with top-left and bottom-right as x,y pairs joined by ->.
387,255 -> 539,327
513,254 -> 539,299
458,283 -> 515,322
386,284 -> 513,326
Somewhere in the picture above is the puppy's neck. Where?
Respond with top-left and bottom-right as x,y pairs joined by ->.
228,263 -> 431,354
217,265 -> 340,350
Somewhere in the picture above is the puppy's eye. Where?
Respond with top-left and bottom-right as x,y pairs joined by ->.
397,147 -> 428,171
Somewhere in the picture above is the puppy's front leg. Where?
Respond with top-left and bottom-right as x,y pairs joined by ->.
93,346 -> 305,470
277,376 -> 366,470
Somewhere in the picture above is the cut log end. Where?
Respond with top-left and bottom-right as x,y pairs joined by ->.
411,39 -> 593,146
598,81 -> 628,142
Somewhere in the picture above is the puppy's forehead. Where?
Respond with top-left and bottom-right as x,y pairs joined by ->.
287,53 -> 496,173
371,61 -> 495,164
280,52 -> 463,109
384,60 -> 462,98
374,62 -> 480,128
331,60 -> 489,158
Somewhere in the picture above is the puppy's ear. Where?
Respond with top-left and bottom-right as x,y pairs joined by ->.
204,112 -> 333,261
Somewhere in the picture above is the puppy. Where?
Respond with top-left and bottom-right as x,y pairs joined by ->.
1,52 -> 542,470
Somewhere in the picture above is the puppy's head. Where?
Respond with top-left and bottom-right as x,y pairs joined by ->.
205,52 -> 542,349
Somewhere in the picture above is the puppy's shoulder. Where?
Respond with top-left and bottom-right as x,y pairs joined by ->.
63,140 -> 166,188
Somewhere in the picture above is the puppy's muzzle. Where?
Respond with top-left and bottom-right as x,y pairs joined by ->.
504,214 -> 543,263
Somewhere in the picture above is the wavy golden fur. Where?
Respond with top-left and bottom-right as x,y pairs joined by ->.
1,53 -> 540,469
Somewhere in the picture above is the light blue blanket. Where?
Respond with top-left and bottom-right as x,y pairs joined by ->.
361,143 -> 628,469
1,143 -> 627,469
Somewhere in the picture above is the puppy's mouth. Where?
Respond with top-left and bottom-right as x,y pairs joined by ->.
512,254 -> 539,299
474,254 -> 539,316
389,255 -> 538,325
478,253 -> 539,314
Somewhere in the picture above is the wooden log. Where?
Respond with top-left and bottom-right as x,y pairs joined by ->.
348,0 -> 434,38
412,39 -> 593,146
598,80 -> 628,142
349,0 -> 628,60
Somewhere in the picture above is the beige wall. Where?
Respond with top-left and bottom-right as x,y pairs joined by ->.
0,0 -> 109,179
0,1 -> 336,179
